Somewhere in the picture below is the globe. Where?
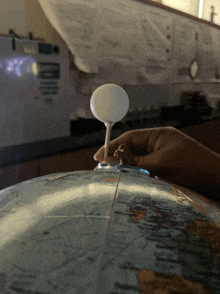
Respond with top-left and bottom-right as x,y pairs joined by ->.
0,165 -> 220,293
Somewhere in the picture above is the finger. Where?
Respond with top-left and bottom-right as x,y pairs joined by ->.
93,128 -> 156,161
135,153 -> 160,171
134,153 -> 169,180
94,132 -> 132,161
94,127 -> 175,161
93,146 -> 105,161
124,127 -> 169,149
135,143 -> 186,181
95,144 -> 137,167
101,156 -> 121,165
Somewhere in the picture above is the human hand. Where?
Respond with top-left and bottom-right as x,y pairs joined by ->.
94,127 -> 220,200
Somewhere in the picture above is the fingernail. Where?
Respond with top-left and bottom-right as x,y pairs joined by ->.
93,153 -> 98,161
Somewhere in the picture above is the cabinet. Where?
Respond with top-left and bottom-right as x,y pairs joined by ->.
1,118 -> 220,190
1,160 -> 39,189
0,145 -> 101,190
38,146 -> 100,176
181,119 -> 220,155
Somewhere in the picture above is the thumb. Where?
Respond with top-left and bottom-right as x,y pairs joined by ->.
135,152 -> 162,174
137,151 -> 183,184
94,147 -> 105,161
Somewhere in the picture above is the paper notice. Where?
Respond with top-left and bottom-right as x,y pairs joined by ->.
196,24 -> 215,82
38,0 -> 173,84
37,0 -> 218,85
38,0 -> 99,73
172,19 -> 196,83
140,11 -> 171,63
212,28 -> 220,82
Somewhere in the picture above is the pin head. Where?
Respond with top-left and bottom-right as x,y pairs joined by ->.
90,84 -> 129,123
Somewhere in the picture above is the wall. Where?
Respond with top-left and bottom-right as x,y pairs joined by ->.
162,0 -> 200,17
202,0 -> 220,25
153,0 -> 220,25
24,0 -> 65,44
0,0 -> 27,36
0,0 -> 214,39
0,0 -> 65,45
1,0 -> 220,118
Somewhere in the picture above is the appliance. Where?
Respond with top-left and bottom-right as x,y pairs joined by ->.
0,37 -> 70,147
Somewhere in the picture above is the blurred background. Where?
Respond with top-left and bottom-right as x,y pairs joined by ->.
1,0 -> 220,189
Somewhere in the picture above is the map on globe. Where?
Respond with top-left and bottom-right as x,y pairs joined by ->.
0,170 -> 220,293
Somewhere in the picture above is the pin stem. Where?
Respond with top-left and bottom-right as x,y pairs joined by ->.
103,121 -> 114,163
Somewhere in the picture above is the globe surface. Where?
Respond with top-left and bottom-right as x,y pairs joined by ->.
0,170 -> 220,293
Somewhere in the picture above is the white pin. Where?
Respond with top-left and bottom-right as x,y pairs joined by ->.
90,84 -> 129,163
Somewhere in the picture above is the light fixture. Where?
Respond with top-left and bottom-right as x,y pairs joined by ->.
189,59 -> 199,80
198,0 -> 204,18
